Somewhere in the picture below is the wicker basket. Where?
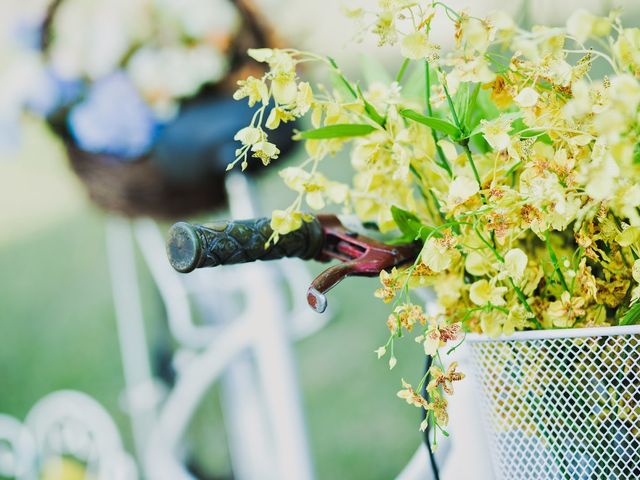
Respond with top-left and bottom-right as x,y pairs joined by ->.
43,0 -> 283,219
467,325 -> 640,480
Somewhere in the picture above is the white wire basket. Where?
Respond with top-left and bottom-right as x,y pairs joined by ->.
466,325 -> 640,480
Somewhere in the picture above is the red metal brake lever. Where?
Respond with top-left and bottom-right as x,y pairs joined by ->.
308,215 -> 421,313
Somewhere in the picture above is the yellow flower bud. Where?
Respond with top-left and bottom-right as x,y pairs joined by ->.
465,251 -> 492,276
469,280 -> 507,306
504,248 -> 528,282
251,141 -> 280,165
400,32 -> 438,60
514,87 -> 539,108
270,209 -> 303,235
633,260 -> 640,284
234,126 -> 262,146
247,48 -> 274,63
272,77 -> 298,105
233,76 -> 269,107
566,10 -> 596,43
266,107 -> 295,130
447,176 -> 479,209
480,114 -> 515,151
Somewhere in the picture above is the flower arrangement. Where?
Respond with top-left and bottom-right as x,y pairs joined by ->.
1,0 -> 244,157
229,1 -> 640,440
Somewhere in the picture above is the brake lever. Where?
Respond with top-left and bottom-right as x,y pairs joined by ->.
309,215 -> 420,313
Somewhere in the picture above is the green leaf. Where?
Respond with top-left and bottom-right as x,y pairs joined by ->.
391,205 -> 422,236
399,109 -> 461,138
454,83 -> 470,131
356,85 -> 385,127
385,236 -> 416,246
510,117 -> 530,135
390,205 -> 435,242
463,83 -> 481,131
621,302 -> 640,326
474,88 -> 500,123
297,124 -> 377,139
521,132 -> 553,145
470,133 -> 491,154
511,117 -> 553,145
402,63 -> 426,100
633,143 -> 640,164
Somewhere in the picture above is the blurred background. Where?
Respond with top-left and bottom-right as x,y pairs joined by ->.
1,0 -> 638,479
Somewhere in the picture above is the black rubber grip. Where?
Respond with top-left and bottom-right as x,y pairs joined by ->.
167,217 -> 324,273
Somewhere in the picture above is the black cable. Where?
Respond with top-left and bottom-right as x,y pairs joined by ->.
420,355 -> 440,480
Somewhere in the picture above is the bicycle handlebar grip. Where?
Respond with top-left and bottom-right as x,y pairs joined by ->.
167,217 -> 324,273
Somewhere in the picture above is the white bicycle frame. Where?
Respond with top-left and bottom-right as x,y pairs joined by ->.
106,173 -> 446,479
106,173 -> 328,479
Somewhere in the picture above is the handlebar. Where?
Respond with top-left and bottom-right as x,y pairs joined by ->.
167,214 -> 420,313
166,217 -> 325,273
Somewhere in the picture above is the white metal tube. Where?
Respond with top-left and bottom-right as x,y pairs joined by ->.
225,171 -> 314,480
217,172 -> 285,479
144,320 -> 252,479
105,217 -> 157,461
218,354 -> 276,480
247,262 -> 315,480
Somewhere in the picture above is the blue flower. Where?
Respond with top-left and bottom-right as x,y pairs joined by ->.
26,68 -> 82,117
68,72 -> 158,159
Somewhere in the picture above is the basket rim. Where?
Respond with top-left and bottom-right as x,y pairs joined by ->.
465,324 -> 640,343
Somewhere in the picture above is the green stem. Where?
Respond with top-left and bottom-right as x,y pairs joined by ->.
429,190 -> 447,224
409,163 -> 429,199
439,70 -> 486,201
425,61 -> 452,178
546,231 -> 570,292
428,189 -> 462,235
509,278 -> 537,318
440,75 -> 462,132
475,226 -> 540,325
460,140 -> 483,193
327,56 -> 357,99
474,226 -> 504,261
417,367 -> 431,392
432,1 -> 462,20
504,161 -> 522,178
396,58 -> 411,83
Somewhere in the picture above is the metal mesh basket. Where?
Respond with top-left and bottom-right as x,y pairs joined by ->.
467,326 -> 640,480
